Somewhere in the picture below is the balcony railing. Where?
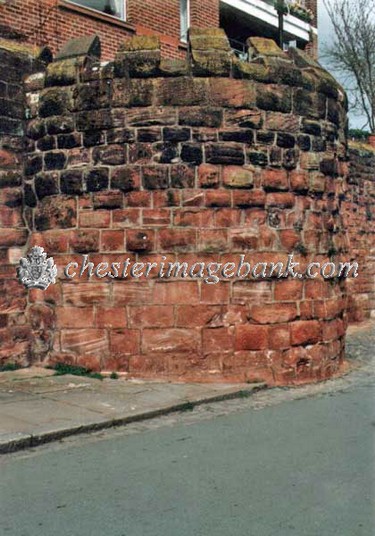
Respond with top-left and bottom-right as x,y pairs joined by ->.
263,0 -> 306,7
221,0 -> 315,42
229,37 -> 249,61
265,0 -> 312,23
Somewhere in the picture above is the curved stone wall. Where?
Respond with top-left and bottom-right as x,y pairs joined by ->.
23,30 -> 349,384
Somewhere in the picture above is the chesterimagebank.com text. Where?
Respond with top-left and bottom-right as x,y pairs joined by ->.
64,254 -> 359,284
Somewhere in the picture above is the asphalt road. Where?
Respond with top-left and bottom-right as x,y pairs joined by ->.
1,326 -> 374,536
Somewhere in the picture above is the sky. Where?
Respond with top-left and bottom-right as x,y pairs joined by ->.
317,0 -> 365,129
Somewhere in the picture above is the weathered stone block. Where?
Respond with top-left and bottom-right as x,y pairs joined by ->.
191,50 -> 232,77
57,133 -> 81,149
248,37 -> 286,59
45,58 -> 81,87
225,109 -> 263,129
262,169 -> 288,191
283,148 -> 298,170
180,143 -> 203,165
70,229 -> 100,253
24,183 -> 37,207
256,131 -> 275,145
179,107 -> 222,127
92,144 -> 126,165
268,61 -> 303,87
112,79 -> 153,108
60,170 -> 84,195
170,164 -> 195,188
34,196 -> 77,230
277,132 -> 295,148
125,107 -> 176,127
46,116 -> 75,135
142,166 -> 169,189
294,89 -> 326,120
219,129 -> 254,143
114,49 -> 161,78
84,168 -> 109,192
111,166 -> 140,192
163,127 -> 191,142
297,135 -> 311,151
44,151 -> 66,171
55,35 -> 101,61
159,58 -> 189,77
246,150 -> 268,167
223,166 -> 254,188
24,155 -> 43,176
302,118 -> 322,136
266,111 -> 300,132
256,84 -> 292,113
35,172 -> 59,199
189,28 -> 231,51
209,78 -> 256,108
327,98 -> 340,126
93,191 -> 123,210
76,109 -> 113,131
235,324 -> 269,351
137,127 -> 162,143
74,80 -> 111,111
37,135 -> 56,151
107,128 -> 135,144
39,87 -> 72,117
206,143 -> 245,165
26,119 -> 46,140
155,77 -> 210,107
127,229 -> 154,252
232,60 -> 273,83
0,170 -> 21,188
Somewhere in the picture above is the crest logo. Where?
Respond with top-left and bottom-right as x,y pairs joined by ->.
17,246 -> 57,290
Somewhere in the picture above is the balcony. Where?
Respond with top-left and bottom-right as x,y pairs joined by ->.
220,0 -> 317,53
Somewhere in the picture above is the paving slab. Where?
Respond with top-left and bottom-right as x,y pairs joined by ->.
0,370 -> 266,454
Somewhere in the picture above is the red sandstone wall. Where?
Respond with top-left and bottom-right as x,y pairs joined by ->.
343,146 -> 375,322
0,40 -> 43,366
16,31 -> 350,384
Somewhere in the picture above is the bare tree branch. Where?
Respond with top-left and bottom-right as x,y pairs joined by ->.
322,0 -> 375,131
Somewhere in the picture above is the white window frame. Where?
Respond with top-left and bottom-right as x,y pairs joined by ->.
180,0 -> 190,43
67,0 -> 127,21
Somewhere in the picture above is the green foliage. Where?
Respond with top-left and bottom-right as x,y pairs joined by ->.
0,362 -> 23,372
274,1 -> 313,23
110,372 -> 119,379
178,401 -> 195,412
51,362 -> 104,380
348,129 -> 370,141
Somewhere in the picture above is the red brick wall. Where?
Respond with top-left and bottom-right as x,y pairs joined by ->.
190,0 -> 220,28
305,0 -> 318,28
0,0 -> 220,61
0,0 -> 135,60
0,0 -> 316,61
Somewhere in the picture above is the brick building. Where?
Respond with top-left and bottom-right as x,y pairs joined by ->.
0,0 -> 318,60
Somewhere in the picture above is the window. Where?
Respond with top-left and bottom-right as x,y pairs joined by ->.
69,0 -> 125,20
180,0 -> 190,42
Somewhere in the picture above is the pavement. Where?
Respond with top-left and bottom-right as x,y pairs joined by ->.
0,320 -> 373,456
1,320 -> 374,536
0,368 -> 265,454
